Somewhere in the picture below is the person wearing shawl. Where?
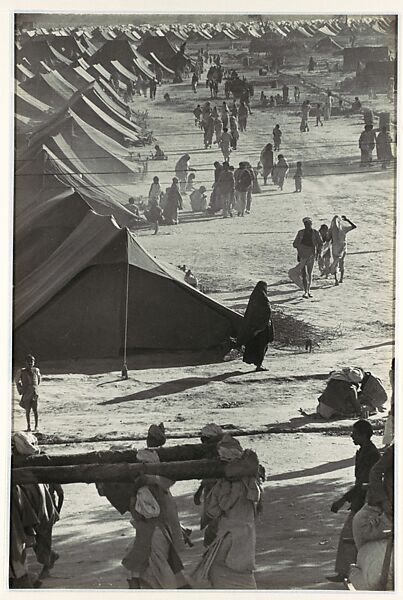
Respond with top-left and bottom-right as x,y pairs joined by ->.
194,424 -> 224,547
191,435 -> 262,589
329,214 -> 357,285
260,143 -> 274,185
271,154 -> 289,191
175,153 -> 192,194
148,176 -> 161,207
215,162 -> 235,218
316,367 -> 364,419
10,432 -> 62,588
163,178 -> 183,225
237,281 -> 274,372
318,223 -> 332,277
376,127 -> 393,169
208,161 -> 224,214
292,217 -> 322,298
229,115 -> 239,150
122,423 -> 190,589
214,116 -> 223,145
190,186 -> 208,212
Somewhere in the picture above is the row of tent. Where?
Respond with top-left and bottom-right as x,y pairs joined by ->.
14,25 -> 244,361
16,15 -> 396,47
13,15 -> 396,361
16,34 -> 193,82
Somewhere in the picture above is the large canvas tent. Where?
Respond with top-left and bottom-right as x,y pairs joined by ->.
13,212 -> 242,360
342,46 -> 389,71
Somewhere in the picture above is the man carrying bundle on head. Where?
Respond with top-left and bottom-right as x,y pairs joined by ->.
192,434 -> 264,589
122,423 -> 191,589
193,424 -> 224,547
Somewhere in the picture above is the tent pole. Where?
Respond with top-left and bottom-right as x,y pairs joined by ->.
121,244 -> 130,380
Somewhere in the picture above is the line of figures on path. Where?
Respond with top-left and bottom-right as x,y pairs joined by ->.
10,408 -> 394,590
141,148 -> 297,233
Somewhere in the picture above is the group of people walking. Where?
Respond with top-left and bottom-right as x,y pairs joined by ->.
193,99 -> 250,154
105,422 -> 263,590
289,214 -> 357,298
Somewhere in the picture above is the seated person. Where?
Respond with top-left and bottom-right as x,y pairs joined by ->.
351,97 -> 362,113
125,197 -> 140,216
186,172 -> 196,192
190,186 -> 207,212
316,367 -> 364,419
153,145 -> 166,160
184,269 -> 198,288
164,92 -> 171,103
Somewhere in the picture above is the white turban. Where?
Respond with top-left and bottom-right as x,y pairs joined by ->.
200,423 -> 224,441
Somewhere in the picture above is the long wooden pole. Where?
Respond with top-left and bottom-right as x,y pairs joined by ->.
11,458 -> 258,485
11,443 -> 210,468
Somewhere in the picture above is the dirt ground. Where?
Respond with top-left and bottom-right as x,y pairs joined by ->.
13,32 -> 396,592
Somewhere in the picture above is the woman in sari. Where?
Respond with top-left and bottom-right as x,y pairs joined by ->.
237,281 -> 274,372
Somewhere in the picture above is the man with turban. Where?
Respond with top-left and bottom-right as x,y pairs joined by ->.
122,424 -> 190,589
291,217 -> 322,298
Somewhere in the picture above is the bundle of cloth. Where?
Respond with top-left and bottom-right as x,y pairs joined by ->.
316,367 -> 387,419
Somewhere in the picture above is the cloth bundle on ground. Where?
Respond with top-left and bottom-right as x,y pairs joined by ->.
359,373 -> 388,410
316,368 -> 387,419
316,368 -> 364,419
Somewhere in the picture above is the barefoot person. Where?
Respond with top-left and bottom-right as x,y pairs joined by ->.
122,424 -> 190,589
329,215 -> 357,285
326,420 -> 380,584
10,433 -> 62,587
292,217 -> 322,298
16,355 -> 41,432
237,281 -> 274,372
192,435 -> 263,588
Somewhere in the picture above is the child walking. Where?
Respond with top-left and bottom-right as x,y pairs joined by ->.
294,161 -> 303,192
17,354 -> 41,432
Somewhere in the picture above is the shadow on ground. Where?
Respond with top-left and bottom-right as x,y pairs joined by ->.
101,370 -> 245,405
25,471 -> 350,590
